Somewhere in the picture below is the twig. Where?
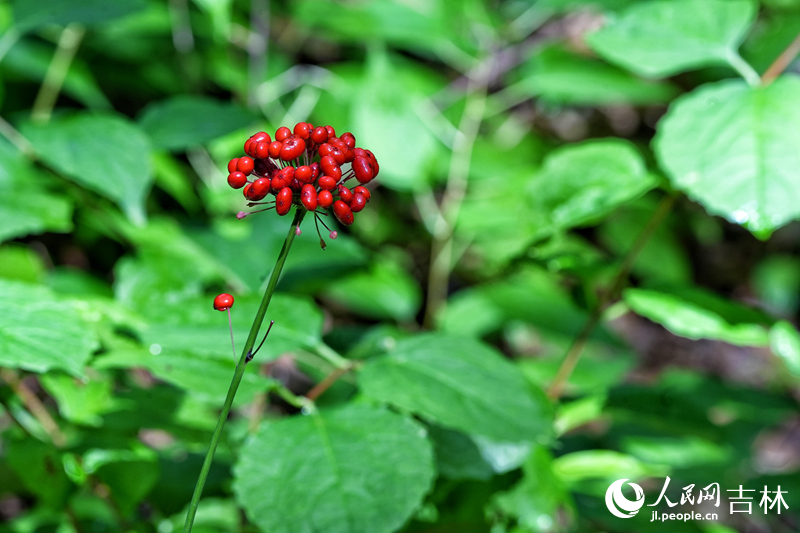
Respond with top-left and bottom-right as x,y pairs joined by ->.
547,194 -> 678,399
31,23 -> 85,123
0,369 -> 66,447
761,31 -> 800,86
305,364 -> 356,402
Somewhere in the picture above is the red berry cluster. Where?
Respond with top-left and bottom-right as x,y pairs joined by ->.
226,123 -> 378,243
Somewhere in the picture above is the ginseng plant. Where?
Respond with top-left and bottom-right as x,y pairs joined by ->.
183,123 -> 379,532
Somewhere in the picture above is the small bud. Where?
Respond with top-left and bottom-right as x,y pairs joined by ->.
329,231 -> 338,240
236,211 -> 248,219
295,226 -> 302,236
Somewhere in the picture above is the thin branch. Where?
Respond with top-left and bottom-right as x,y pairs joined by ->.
31,24 -> 85,123
761,31 -> 800,86
0,369 -> 66,447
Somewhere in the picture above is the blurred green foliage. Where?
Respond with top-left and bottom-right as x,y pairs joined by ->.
1,0 -> 800,532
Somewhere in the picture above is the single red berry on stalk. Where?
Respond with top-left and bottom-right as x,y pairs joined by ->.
320,156 -> 342,180
280,137 -> 306,161
341,132 -> 356,149
353,156 -> 374,184
227,158 -> 240,173
295,165 -> 313,183
268,141 -> 283,158
276,187 -> 293,216
255,141 -> 270,159
213,293 -> 234,311
301,184 -> 318,211
311,126 -> 329,144
237,157 -> 255,175
350,192 -> 367,212
275,126 -> 291,141
338,185 -> 353,203
318,175 -> 337,191
246,178 -> 271,200
318,189 -> 334,208
333,200 -> 354,225
294,122 -> 312,140
227,171 -> 248,189
325,125 -> 336,138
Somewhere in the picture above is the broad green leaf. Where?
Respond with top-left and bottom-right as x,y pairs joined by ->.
553,450 -> 668,484
6,439 -> 70,508
0,280 -> 98,376
621,436 -> 731,468
83,447 -> 160,516
769,321 -> 800,377
13,0 -> 148,31
138,96 -> 254,150
22,113 -> 152,224
555,394 -> 606,436
0,140 -> 73,242
359,333 -> 553,442
654,77 -> 800,236
0,244 -> 45,283
489,446 -> 574,533
322,258 -> 422,322
624,287 -> 771,346
586,0 -> 757,77
39,372 -> 114,426
233,404 -> 434,533
428,425 -> 494,481
528,139 -> 657,236
506,45 -> 679,105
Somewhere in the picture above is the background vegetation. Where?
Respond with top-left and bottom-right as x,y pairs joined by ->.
1,0 -> 799,532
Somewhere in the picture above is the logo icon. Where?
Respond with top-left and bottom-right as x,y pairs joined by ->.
605,479 -> 645,518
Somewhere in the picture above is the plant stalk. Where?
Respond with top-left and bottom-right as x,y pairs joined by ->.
183,208 -> 305,533
547,194 -> 677,400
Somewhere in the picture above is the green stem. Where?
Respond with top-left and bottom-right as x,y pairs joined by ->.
31,23 -> 85,123
183,208 -> 306,533
727,51 -> 761,88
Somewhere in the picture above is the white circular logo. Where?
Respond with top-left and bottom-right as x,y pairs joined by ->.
605,479 -> 645,518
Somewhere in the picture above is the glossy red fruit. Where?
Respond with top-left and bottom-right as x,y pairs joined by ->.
271,167 -> 293,191
329,137 -> 348,152
310,162 -> 321,179
320,156 -> 342,180
227,171 -> 248,189
252,131 -> 271,143
338,185 -> 353,203
213,293 -> 234,311
311,126 -> 329,144
318,143 -> 334,158
325,125 -> 336,138
280,137 -> 306,161
275,126 -> 291,142
340,132 -> 356,149
255,141 -> 270,159
352,156 -> 374,184
275,187 -> 293,216
293,122 -> 312,140
301,184 -> 318,211
332,200 -> 354,226
244,138 -> 255,156
318,175 -> 337,191
227,158 -> 240,173
353,186 -> 371,202
318,189 -> 334,208
268,141 -> 283,158
295,165 -> 313,183
237,157 -> 255,175
247,177 -> 271,200
350,192 -> 367,212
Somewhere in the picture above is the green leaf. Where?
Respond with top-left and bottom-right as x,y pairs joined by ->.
624,287 -> 771,346
769,321 -> 800,377
655,77 -> 800,237
233,404 -> 434,533
0,140 -> 73,242
586,0 -> 757,77
428,425 -> 494,481
6,439 -> 70,508
621,436 -> 731,468
507,44 -> 679,105
528,139 -> 657,237
322,258 -> 422,322
39,372 -> 114,426
552,450 -> 668,484
138,96 -> 255,150
0,243 -> 46,283
22,113 -> 152,224
13,0 -> 148,31
359,333 -> 553,442
0,280 -> 98,376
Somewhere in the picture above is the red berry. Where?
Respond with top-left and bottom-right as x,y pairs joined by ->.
213,293 -> 234,311
244,138 -> 255,156
332,200 -> 354,225
338,185 -> 353,203
310,162 -> 321,179
227,171 -> 248,189
329,137 -> 348,152
252,131 -> 271,143
341,132 -> 356,149
280,137 -> 306,161
255,141 -> 270,159
268,141 -> 283,158
275,126 -> 291,142
318,175 -> 337,191
247,177 -> 271,200
276,187 -> 293,216
311,126 -> 329,144
350,192 -> 367,212
295,165 -> 313,183
227,158 -> 240,173
237,157 -> 255,175
293,122 -> 312,140
320,156 -> 342,180
301,184 -> 318,211
271,167 -> 294,191
353,156 -> 374,184
353,185 -> 371,202
318,143 -> 334,158
318,189 -> 334,208
325,125 -> 336,138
